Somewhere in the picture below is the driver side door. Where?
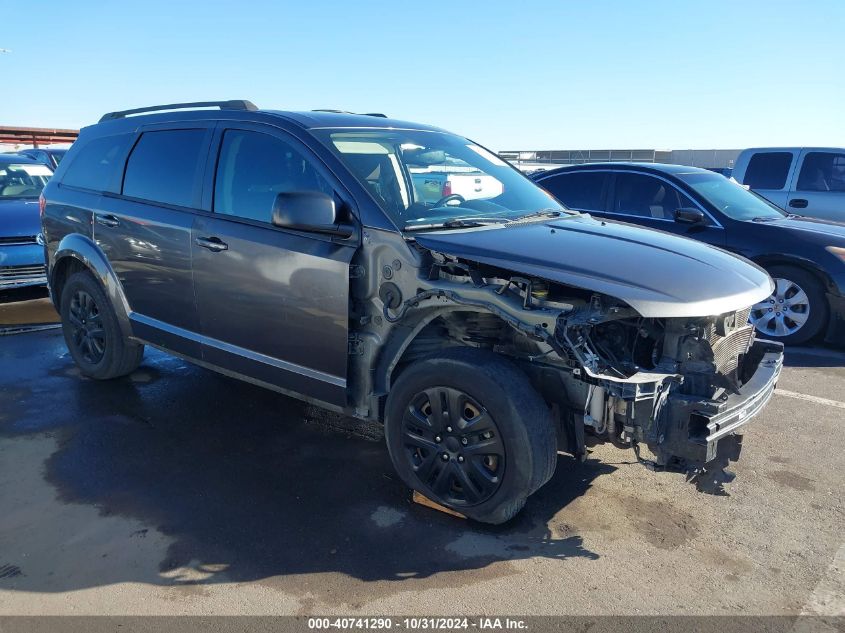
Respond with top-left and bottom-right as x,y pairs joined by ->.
191,123 -> 358,406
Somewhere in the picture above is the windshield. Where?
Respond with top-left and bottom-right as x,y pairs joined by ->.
313,129 -> 565,229
678,172 -> 785,221
0,162 -> 51,199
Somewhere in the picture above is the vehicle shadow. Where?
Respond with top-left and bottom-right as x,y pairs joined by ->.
0,331 -> 611,600
783,345 -> 845,369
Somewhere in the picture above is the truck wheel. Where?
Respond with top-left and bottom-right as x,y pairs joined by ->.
60,271 -> 144,379
751,265 -> 828,345
385,347 -> 557,524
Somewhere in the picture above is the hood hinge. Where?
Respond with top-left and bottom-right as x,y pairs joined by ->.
348,333 -> 365,355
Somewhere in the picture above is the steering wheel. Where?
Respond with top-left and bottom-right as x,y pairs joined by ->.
433,193 -> 465,207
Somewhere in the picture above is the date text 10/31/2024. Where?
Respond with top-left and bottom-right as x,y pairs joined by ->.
307,618 -> 528,630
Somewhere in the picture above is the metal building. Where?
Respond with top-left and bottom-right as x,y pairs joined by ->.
500,148 -> 740,172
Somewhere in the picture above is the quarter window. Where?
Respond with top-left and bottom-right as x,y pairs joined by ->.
122,129 -> 207,207
612,173 -> 697,220
539,172 -> 607,211
742,152 -> 793,190
796,152 -> 845,192
62,133 -> 132,192
213,129 -> 332,223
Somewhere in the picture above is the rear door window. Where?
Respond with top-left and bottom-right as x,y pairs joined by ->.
213,129 -> 333,223
742,152 -> 793,190
62,133 -> 132,192
796,151 -> 845,192
539,171 -> 608,211
122,129 -> 207,207
611,172 -> 697,219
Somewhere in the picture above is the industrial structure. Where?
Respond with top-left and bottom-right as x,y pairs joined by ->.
499,148 -> 740,172
0,126 -> 79,151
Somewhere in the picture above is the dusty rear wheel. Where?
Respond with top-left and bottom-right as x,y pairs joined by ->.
385,347 -> 556,524
60,271 -> 144,379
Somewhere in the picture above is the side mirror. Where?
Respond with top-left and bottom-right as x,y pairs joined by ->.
271,191 -> 353,237
674,207 -> 705,224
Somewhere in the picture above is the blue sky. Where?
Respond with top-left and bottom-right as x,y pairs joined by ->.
1,0 -> 842,150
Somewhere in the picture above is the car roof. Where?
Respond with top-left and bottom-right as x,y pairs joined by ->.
533,162 -> 711,178
268,110 -> 447,132
19,148 -> 64,154
0,153 -> 42,166
87,105 -> 449,135
739,147 -> 845,152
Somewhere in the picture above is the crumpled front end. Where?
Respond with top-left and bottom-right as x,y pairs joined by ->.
552,299 -> 784,471
358,241 -> 782,479
655,338 -> 782,466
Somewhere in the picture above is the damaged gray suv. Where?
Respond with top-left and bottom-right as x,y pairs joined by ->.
41,101 -> 784,523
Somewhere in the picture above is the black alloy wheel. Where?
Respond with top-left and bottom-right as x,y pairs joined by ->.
402,387 -> 505,507
60,270 -> 144,379
67,289 -> 106,364
385,347 -> 557,524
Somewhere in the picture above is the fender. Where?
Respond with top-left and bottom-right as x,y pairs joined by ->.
51,233 -> 134,339
751,253 -> 841,296
373,305 -> 476,394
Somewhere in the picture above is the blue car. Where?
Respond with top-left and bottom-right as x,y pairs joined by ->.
0,155 -> 52,290
16,148 -> 67,170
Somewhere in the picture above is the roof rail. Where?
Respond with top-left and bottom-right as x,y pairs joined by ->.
99,100 -> 258,123
312,109 -> 387,118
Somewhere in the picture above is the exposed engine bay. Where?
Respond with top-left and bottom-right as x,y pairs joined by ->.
352,242 -> 783,479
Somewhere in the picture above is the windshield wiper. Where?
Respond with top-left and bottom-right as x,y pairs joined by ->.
403,208 -> 576,231
404,217 -> 511,231
511,208 -> 573,222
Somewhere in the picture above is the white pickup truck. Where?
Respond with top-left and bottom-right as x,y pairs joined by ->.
410,166 -> 504,205
733,147 -> 845,223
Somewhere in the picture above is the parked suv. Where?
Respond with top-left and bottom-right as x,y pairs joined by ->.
42,101 -> 783,523
733,148 -> 845,223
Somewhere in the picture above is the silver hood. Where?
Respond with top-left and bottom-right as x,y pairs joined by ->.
413,215 -> 773,318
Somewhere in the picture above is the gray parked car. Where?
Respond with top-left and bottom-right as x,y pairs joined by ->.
41,101 -> 784,523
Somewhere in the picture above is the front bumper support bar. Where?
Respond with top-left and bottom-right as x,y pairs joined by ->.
657,339 -> 784,465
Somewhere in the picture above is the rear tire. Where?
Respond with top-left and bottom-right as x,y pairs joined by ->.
385,347 -> 556,524
751,265 -> 828,345
60,271 -> 144,379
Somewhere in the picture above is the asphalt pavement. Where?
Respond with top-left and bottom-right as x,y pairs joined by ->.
0,296 -> 843,616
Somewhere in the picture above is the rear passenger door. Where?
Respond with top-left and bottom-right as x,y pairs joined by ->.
535,170 -> 609,214
606,172 -> 725,246
191,123 -> 357,407
790,150 -> 845,222
96,123 -> 213,357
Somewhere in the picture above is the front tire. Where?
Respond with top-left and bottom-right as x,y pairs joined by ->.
385,347 -> 557,524
60,271 -> 144,379
750,265 -> 828,345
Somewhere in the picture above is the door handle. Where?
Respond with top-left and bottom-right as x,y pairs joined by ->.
789,198 -> 808,209
195,236 -> 228,252
95,214 -> 120,228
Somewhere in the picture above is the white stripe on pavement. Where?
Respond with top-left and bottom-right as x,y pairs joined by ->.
801,542 -> 845,616
775,389 -> 845,410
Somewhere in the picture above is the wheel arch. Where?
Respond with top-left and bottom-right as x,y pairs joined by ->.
50,234 -> 133,338
750,253 -> 836,294
373,306 -> 513,395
